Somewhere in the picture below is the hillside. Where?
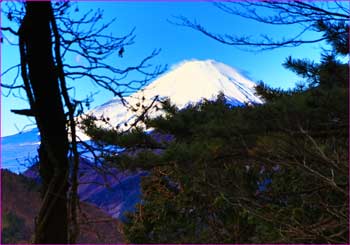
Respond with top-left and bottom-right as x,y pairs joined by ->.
1,170 -> 125,243
82,59 -> 262,138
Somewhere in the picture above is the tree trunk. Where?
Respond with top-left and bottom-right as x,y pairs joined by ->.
20,2 -> 69,243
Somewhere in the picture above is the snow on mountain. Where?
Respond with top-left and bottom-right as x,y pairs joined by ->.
1,59 -> 263,219
81,59 -> 262,138
2,59 -> 262,171
1,128 -> 40,173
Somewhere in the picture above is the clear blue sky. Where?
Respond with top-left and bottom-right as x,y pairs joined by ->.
1,1 -> 327,137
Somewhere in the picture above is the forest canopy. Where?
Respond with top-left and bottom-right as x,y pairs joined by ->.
84,34 -> 349,243
82,2 -> 349,243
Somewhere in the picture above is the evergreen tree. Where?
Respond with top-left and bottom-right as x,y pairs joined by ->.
84,34 -> 348,243
83,2 -> 349,242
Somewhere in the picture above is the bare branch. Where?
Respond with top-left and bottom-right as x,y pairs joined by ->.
11,108 -> 34,116
0,26 -> 19,35
170,1 -> 349,51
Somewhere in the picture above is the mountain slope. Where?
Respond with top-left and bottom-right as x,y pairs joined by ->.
2,59 -> 262,168
1,128 -> 40,173
1,170 -> 125,243
2,59 -> 262,222
85,59 -> 262,135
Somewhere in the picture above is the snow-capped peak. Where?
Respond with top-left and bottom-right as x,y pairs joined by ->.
82,59 -> 262,136
2,59 -> 263,172
141,59 -> 261,107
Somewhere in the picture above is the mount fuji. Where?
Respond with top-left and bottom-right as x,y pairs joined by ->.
84,59 -> 262,136
1,59 -> 262,219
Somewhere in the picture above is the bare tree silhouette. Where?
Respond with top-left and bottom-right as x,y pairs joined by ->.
171,1 -> 349,51
1,1 -> 165,243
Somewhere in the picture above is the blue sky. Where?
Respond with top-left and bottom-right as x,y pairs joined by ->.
1,1 -> 327,137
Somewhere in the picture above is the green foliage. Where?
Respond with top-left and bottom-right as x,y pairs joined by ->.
314,20 -> 349,56
84,25 -> 349,243
284,54 -> 348,88
85,79 -> 347,243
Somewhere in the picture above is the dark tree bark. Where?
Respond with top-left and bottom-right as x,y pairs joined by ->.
19,2 -> 69,243
2,1 -> 164,242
